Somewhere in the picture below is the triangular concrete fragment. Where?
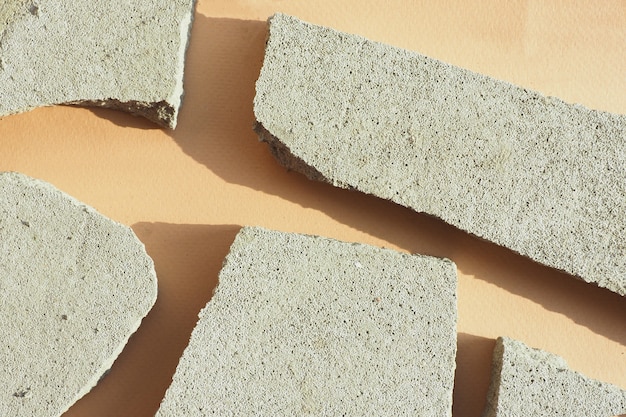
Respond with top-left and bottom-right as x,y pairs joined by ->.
156,226 -> 457,416
253,13 -> 626,296
0,0 -> 196,128
483,337 -> 626,417
0,172 -> 157,416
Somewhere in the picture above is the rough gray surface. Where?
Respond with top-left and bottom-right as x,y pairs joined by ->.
0,0 -> 196,128
156,226 -> 457,416
484,336 -> 626,417
253,13 -> 626,296
0,172 -> 157,416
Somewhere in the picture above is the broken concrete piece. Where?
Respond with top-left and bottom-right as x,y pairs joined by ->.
0,0 -> 196,128
253,13 -> 626,296
156,226 -> 458,416
0,172 -> 157,416
483,337 -> 626,417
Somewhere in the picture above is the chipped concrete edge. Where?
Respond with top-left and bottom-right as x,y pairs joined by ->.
254,123 -> 336,185
481,337 -> 506,417
69,0 -> 197,129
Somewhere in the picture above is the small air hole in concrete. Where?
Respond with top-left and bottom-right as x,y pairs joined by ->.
13,388 -> 31,398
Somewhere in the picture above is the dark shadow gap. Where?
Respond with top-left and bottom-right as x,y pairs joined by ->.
453,333 -> 495,417
83,107 -> 163,130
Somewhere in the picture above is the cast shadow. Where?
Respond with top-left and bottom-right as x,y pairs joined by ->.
453,333 -> 495,417
85,107 -> 163,130
451,226 -> 626,348
63,222 -> 241,417
167,15 -> 625,347
168,15 -> 307,192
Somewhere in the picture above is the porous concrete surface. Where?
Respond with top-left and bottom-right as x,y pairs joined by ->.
0,172 -> 157,416
483,337 -> 626,417
155,226 -> 457,416
0,0 -> 196,128
254,13 -> 626,296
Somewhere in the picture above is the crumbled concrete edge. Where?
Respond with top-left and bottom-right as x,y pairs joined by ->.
253,13 -> 626,296
0,0 -> 197,129
483,337 -> 626,417
254,123 -> 332,185
67,98 -> 177,129
0,172 -> 158,416
156,226 -> 458,416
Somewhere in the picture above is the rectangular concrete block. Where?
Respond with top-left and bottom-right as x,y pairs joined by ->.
156,226 -> 458,416
254,13 -> 626,296
484,337 -> 626,417
0,0 -> 196,128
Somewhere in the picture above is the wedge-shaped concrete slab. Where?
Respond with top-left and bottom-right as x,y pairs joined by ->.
484,337 -> 626,417
0,172 -> 157,416
0,0 -> 196,128
254,13 -> 626,296
156,226 -> 457,416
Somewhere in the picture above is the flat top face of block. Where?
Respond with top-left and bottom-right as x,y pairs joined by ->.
254,13 -> 626,296
156,226 -> 457,416
0,172 -> 157,417
484,337 -> 626,417
0,0 -> 196,128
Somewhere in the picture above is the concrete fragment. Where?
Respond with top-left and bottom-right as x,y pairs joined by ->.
0,172 -> 157,416
0,0 -> 196,128
484,337 -> 626,417
253,13 -> 626,296
156,226 -> 457,416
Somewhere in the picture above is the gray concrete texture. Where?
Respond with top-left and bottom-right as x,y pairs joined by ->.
254,13 -> 626,296
156,226 -> 458,416
0,172 -> 157,416
484,336 -> 626,417
0,0 -> 196,128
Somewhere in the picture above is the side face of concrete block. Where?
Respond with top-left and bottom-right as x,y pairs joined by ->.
156,226 -> 458,416
0,0 -> 196,128
253,13 -> 626,296
483,337 -> 626,417
0,172 -> 157,417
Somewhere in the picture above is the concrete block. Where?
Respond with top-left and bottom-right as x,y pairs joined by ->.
155,226 -> 457,416
253,13 -> 626,296
0,0 -> 196,128
0,172 -> 157,416
484,336 -> 626,417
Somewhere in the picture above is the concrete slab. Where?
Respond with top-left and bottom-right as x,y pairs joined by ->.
155,226 -> 457,416
0,172 -> 157,416
484,336 -> 626,417
0,0 -> 196,128
254,13 -> 626,296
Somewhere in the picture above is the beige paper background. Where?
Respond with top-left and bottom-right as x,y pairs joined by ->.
0,1 -> 624,416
